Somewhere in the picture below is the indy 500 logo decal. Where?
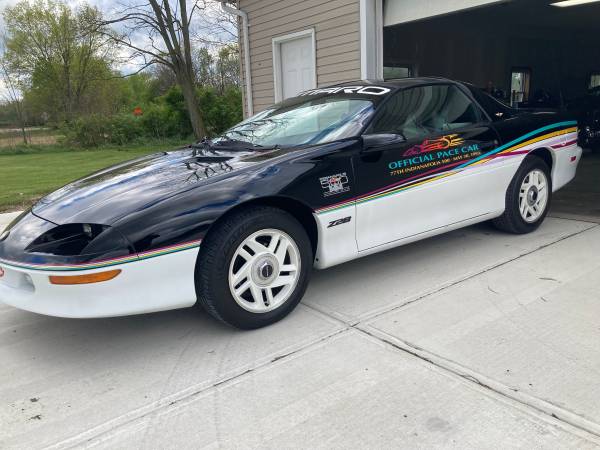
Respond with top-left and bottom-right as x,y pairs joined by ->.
320,172 -> 350,197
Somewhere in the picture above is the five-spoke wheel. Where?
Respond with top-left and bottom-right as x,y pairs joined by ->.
195,206 -> 312,329
494,155 -> 552,234
518,169 -> 549,223
229,229 -> 301,313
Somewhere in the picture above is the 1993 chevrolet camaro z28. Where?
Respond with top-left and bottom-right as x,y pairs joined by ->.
0,78 -> 582,328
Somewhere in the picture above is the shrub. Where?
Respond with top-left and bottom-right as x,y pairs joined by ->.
64,114 -> 145,147
63,115 -> 110,147
108,114 -> 145,145
197,86 -> 243,136
63,84 -> 243,147
139,103 -> 186,139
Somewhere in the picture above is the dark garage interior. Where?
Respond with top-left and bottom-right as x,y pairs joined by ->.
383,0 -> 600,220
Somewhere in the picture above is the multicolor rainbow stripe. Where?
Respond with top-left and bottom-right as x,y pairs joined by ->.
0,239 -> 202,272
316,121 -> 578,215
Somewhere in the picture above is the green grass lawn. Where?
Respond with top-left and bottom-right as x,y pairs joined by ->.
0,139 -> 191,212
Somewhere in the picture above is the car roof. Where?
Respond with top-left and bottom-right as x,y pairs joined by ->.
330,77 -> 459,90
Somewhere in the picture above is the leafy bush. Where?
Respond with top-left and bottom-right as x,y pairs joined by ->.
109,114 -> 145,145
63,114 -> 145,147
63,84 -> 243,147
140,103 -> 187,139
63,115 -> 110,147
197,86 -> 243,136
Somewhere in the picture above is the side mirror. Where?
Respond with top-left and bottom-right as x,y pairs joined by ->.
362,133 -> 406,152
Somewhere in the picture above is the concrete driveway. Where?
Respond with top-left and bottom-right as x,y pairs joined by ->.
1,162 -> 600,448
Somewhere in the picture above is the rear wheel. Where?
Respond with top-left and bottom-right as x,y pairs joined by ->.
195,206 -> 312,329
493,155 -> 552,234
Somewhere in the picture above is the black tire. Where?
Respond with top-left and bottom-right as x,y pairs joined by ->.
195,206 -> 312,329
493,155 -> 552,234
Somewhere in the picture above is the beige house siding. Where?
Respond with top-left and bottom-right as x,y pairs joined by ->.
238,0 -> 362,114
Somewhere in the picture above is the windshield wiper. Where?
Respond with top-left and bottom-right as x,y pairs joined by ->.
193,136 -> 283,152
213,138 -> 284,152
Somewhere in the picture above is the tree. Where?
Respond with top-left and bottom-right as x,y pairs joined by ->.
0,42 -> 28,144
196,47 -> 215,87
150,63 -> 178,96
3,0 -> 114,122
194,44 -> 239,94
215,44 -> 240,93
99,1 -> 237,140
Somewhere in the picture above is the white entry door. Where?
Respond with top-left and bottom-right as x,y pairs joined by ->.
274,30 -> 316,101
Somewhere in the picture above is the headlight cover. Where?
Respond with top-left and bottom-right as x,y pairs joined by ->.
25,223 -> 131,257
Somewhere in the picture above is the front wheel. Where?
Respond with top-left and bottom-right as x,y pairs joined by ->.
493,155 -> 552,234
195,206 -> 312,329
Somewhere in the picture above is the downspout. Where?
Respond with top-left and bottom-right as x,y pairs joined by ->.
220,1 -> 254,116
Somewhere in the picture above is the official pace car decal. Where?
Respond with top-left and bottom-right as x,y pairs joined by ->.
389,134 -> 480,178
0,239 -> 202,272
315,121 -> 578,214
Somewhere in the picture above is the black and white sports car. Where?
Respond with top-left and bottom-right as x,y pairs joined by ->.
0,78 -> 581,328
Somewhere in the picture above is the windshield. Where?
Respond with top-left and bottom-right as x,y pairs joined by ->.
212,97 -> 375,148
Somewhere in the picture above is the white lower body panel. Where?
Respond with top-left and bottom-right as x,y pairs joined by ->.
313,207 -> 358,269
552,143 -> 582,192
356,159 -> 520,251
313,136 -> 582,270
0,248 -> 199,318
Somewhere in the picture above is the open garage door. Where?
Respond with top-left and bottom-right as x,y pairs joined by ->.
384,0 -> 506,26
382,0 -> 600,219
383,0 -> 600,107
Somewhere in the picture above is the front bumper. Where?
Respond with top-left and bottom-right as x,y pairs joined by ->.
0,247 -> 199,318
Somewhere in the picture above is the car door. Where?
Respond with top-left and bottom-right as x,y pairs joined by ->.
354,83 -> 501,251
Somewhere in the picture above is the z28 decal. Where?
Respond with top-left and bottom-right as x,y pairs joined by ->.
328,217 -> 352,228
315,121 -> 577,215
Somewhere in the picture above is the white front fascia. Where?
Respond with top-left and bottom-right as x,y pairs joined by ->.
384,0 -> 508,26
0,248 -> 199,318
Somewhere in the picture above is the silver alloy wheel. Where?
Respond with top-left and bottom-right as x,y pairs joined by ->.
228,229 -> 301,313
519,169 -> 548,223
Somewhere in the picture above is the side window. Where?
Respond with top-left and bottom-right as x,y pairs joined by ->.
368,85 -> 483,140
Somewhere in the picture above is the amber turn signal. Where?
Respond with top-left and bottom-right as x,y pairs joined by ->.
49,269 -> 122,285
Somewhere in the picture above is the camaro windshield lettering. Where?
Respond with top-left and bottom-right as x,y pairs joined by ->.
300,86 -> 391,96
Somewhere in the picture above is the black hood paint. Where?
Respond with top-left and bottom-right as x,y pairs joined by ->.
32,145 -> 298,226
9,137 -> 360,262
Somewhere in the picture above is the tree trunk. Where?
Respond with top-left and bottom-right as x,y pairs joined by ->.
178,72 -> 207,139
19,117 -> 28,145
14,101 -> 27,144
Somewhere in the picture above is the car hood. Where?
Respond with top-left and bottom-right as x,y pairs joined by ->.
32,144 -> 293,226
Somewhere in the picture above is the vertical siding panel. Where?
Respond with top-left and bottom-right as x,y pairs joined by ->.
239,0 -> 361,113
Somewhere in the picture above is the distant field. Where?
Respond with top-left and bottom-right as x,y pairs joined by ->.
0,139 -> 191,212
0,127 -> 60,147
